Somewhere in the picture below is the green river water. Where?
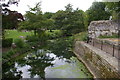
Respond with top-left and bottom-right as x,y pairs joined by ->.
2,38 -> 93,79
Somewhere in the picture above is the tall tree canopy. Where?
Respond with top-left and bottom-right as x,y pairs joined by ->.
43,12 -> 54,19
86,2 -> 110,24
2,0 -> 24,29
53,4 -> 85,36
1,0 -> 24,38
105,2 -> 120,19
19,2 -> 54,36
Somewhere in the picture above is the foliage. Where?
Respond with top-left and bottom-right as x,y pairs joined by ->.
86,2 -> 110,25
43,12 -> 55,19
3,49 -> 16,60
53,4 -> 85,36
47,37 -> 75,59
52,10 -> 66,30
105,2 -> 120,13
74,32 -> 88,41
19,2 -> 54,36
105,2 -> 120,20
46,30 -> 62,39
14,39 -> 25,48
26,32 -> 48,48
2,10 -> 24,29
83,12 -> 89,30
2,38 -> 13,48
26,35 -> 40,42
1,0 -> 24,39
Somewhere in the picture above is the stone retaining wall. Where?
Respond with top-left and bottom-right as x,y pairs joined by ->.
74,41 -> 120,78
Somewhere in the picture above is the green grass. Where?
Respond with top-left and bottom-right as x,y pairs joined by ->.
5,29 -> 62,42
5,30 -> 34,41
45,30 -> 62,36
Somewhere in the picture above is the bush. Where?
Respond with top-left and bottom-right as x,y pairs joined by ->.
7,49 -> 15,55
2,38 -> 13,48
2,49 -> 16,60
74,32 -> 88,41
47,31 -> 62,39
26,35 -> 39,42
14,39 -> 24,48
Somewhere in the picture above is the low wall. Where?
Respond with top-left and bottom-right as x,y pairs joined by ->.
74,41 -> 120,78
88,38 -> 120,59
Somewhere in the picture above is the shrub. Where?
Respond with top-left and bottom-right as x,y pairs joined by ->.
14,39 -> 24,48
3,49 -> 15,59
7,49 -> 15,55
82,33 -> 88,41
26,35 -> 39,42
74,32 -> 88,41
2,38 -> 13,48
47,31 -> 62,39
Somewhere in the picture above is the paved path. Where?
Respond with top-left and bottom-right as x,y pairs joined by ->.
76,41 -> 120,71
87,39 -> 120,60
74,41 -> 120,78
83,41 -> 120,71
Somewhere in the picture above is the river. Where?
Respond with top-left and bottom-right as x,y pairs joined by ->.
2,38 -> 93,79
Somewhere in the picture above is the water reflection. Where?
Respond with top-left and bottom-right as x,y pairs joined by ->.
2,38 -> 93,79
25,51 -> 54,79
47,38 -> 75,59
2,61 -> 23,79
3,50 -> 54,79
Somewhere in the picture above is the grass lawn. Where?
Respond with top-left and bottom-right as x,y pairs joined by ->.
5,29 -> 62,41
5,29 -> 34,41
5,30 -> 87,42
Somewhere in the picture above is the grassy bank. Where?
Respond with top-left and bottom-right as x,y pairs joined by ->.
5,30 -> 34,41
5,30 -> 62,41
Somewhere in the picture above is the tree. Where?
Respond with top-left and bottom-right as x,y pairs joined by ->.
86,2 -> 110,25
1,0 -> 24,39
105,2 -> 120,20
2,9 -> 24,29
19,2 -> 54,37
53,4 -> 85,36
43,12 -> 55,31
52,10 -> 66,30
43,12 -> 54,19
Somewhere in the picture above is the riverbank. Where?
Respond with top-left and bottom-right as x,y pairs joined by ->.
73,51 -> 96,79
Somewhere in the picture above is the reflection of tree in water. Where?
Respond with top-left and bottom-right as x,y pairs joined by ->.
2,50 -> 54,80
47,38 -> 75,59
24,50 -> 54,79
2,61 -> 22,79
2,37 -> 75,79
